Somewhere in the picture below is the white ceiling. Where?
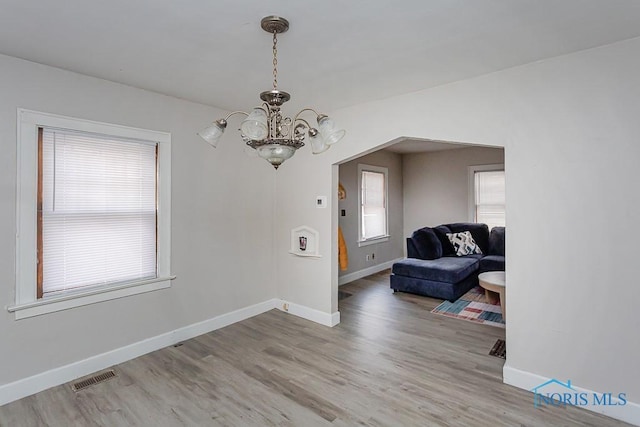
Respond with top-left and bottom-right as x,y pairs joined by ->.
1,1 -> 640,114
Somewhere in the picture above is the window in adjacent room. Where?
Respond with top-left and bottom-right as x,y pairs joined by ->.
358,164 -> 389,245
469,164 -> 505,230
12,109 -> 172,319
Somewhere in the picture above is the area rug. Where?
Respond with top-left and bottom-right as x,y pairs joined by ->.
430,286 -> 505,328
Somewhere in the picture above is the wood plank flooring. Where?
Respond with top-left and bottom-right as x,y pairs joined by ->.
0,270 -> 630,426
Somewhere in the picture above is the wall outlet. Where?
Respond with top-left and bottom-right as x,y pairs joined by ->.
366,254 -> 371,261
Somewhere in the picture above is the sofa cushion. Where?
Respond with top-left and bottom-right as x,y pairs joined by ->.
410,227 -> 442,260
433,225 -> 456,256
392,257 -> 479,283
479,255 -> 505,273
406,237 -> 420,259
446,231 -> 483,256
489,227 -> 505,256
445,223 -> 490,254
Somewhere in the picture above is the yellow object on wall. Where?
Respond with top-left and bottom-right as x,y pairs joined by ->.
338,226 -> 348,271
338,182 -> 346,200
338,182 -> 348,270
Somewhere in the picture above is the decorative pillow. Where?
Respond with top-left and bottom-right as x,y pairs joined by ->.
411,228 -> 442,260
434,225 -> 456,256
446,231 -> 483,256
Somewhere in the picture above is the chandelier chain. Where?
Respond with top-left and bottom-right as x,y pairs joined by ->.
272,31 -> 278,89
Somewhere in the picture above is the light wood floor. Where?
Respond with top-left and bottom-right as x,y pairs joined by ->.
0,270 -> 629,426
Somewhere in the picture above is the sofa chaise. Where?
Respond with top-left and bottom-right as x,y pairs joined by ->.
390,223 -> 505,301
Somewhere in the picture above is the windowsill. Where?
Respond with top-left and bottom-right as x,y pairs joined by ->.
358,235 -> 390,247
8,276 -> 176,320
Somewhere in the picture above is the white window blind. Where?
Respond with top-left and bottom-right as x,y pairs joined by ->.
361,170 -> 387,240
474,170 -> 505,230
40,128 -> 157,297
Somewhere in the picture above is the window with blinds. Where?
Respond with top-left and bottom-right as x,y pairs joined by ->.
474,169 -> 505,230
359,167 -> 388,241
38,127 -> 158,298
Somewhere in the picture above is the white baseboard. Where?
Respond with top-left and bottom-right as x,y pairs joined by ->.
0,298 -> 278,406
503,364 -> 640,426
338,258 -> 402,286
276,299 -> 340,327
0,297 -> 342,406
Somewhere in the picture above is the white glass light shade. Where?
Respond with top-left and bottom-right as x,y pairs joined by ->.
256,143 -> 296,169
310,132 -> 329,154
317,116 -> 345,145
241,108 -> 268,140
198,122 -> 225,148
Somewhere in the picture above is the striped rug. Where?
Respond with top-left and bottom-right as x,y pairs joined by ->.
430,286 -> 505,328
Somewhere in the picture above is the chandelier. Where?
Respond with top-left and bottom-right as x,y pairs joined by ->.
198,16 -> 346,169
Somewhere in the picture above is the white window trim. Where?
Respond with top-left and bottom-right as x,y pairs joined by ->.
10,109 -> 174,320
468,163 -> 505,223
357,164 -> 389,247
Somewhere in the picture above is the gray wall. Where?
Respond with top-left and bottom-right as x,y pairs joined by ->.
402,146 -> 504,237
338,150 -> 404,278
0,54 -> 276,386
273,37 -> 640,405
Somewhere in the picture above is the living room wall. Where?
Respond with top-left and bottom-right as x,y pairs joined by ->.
275,37 -> 640,424
0,54 -> 276,389
403,146 -> 504,237
338,149 -> 404,282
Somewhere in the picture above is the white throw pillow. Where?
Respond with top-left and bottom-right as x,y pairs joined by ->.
446,231 -> 483,256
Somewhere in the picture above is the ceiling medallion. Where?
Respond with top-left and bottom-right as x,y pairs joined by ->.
198,16 -> 346,169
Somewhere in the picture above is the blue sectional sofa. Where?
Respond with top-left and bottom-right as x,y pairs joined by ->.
391,223 -> 505,301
